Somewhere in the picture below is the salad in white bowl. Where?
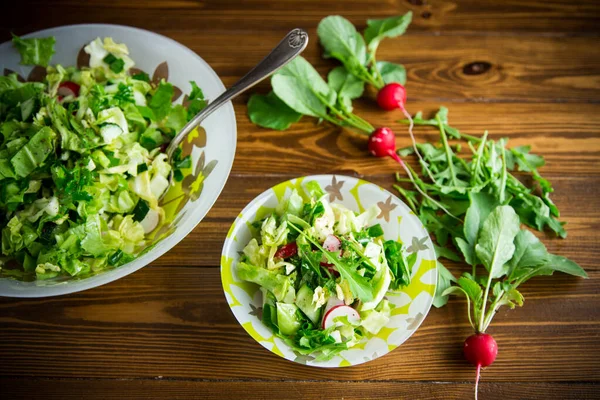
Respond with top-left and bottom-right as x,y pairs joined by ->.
1,34 -> 206,281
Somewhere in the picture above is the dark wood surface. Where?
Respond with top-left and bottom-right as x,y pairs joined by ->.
1,1 -> 599,399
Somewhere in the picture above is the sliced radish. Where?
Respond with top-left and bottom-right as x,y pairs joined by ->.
57,81 -> 81,99
324,296 -> 344,314
322,305 -> 360,329
320,261 -> 339,277
275,242 -> 298,259
323,234 -> 341,252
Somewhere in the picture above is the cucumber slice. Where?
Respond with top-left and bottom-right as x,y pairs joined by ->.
295,284 -> 321,324
276,303 -> 301,335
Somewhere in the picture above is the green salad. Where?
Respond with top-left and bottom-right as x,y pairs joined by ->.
237,182 -> 414,360
0,35 -> 206,280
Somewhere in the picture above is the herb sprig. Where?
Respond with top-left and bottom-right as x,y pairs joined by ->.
393,107 -> 586,319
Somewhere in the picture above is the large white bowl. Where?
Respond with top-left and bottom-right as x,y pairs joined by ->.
221,175 -> 437,367
0,24 -> 236,297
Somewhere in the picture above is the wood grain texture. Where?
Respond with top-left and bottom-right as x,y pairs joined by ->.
154,33 -> 600,103
1,378 -> 599,400
2,0 -> 600,36
1,0 -> 600,399
0,267 -> 598,382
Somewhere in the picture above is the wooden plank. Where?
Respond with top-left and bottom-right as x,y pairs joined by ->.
2,0 -> 599,37
154,34 -> 600,103
0,266 -> 597,381
1,378 -> 599,400
227,102 -> 600,177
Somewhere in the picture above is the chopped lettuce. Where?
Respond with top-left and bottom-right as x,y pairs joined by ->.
236,181 -> 411,360
0,36 -> 204,281
12,34 -> 56,67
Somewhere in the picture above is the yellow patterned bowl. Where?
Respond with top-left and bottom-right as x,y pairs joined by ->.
221,175 -> 437,367
0,25 -> 236,297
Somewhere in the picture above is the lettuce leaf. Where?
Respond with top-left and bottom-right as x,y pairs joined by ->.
12,34 -> 56,67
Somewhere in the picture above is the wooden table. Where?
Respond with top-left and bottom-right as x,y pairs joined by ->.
1,1 -> 599,399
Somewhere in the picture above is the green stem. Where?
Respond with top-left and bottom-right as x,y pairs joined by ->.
482,289 -> 504,332
393,184 -> 417,212
437,115 -> 458,186
346,111 -> 375,133
316,93 -> 373,134
499,143 -> 507,204
458,132 -> 482,143
369,52 -> 385,88
471,131 -> 488,186
478,271 -> 495,332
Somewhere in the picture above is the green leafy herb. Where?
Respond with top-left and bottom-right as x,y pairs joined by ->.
102,53 -> 125,73
185,81 -> 208,119
149,81 -> 174,121
396,107 -> 587,335
318,13 -> 412,90
247,91 -> 302,130
11,34 -> 56,67
268,56 -> 373,134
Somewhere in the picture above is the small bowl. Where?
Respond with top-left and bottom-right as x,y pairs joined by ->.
221,175 -> 437,367
0,24 -> 236,297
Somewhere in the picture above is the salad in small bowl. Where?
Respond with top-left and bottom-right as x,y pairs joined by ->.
221,175 -> 437,367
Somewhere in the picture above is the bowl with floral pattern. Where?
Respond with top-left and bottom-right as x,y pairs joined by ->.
221,175 -> 437,367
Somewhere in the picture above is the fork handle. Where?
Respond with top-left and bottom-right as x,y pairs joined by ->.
166,28 -> 309,159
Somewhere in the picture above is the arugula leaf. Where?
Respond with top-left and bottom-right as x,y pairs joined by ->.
433,244 -> 461,262
376,61 -> 406,85
456,192 -> 498,266
364,12 -> 413,53
433,261 -> 456,308
11,34 -> 56,67
289,221 -> 374,302
542,254 -> 588,278
247,92 -> 302,130
475,205 -> 520,279
507,229 -> 549,275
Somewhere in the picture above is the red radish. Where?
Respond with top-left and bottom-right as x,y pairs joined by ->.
274,242 -> 298,259
368,126 -> 458,220
464,333 -> 498,400
320,262 -> 340,277
376,82 -> 436,183
322,305 -> 360,329
323,234 -> 341,252
368,127 -> 405,165
377,82 -> 406,111
57,81 -> 81,100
